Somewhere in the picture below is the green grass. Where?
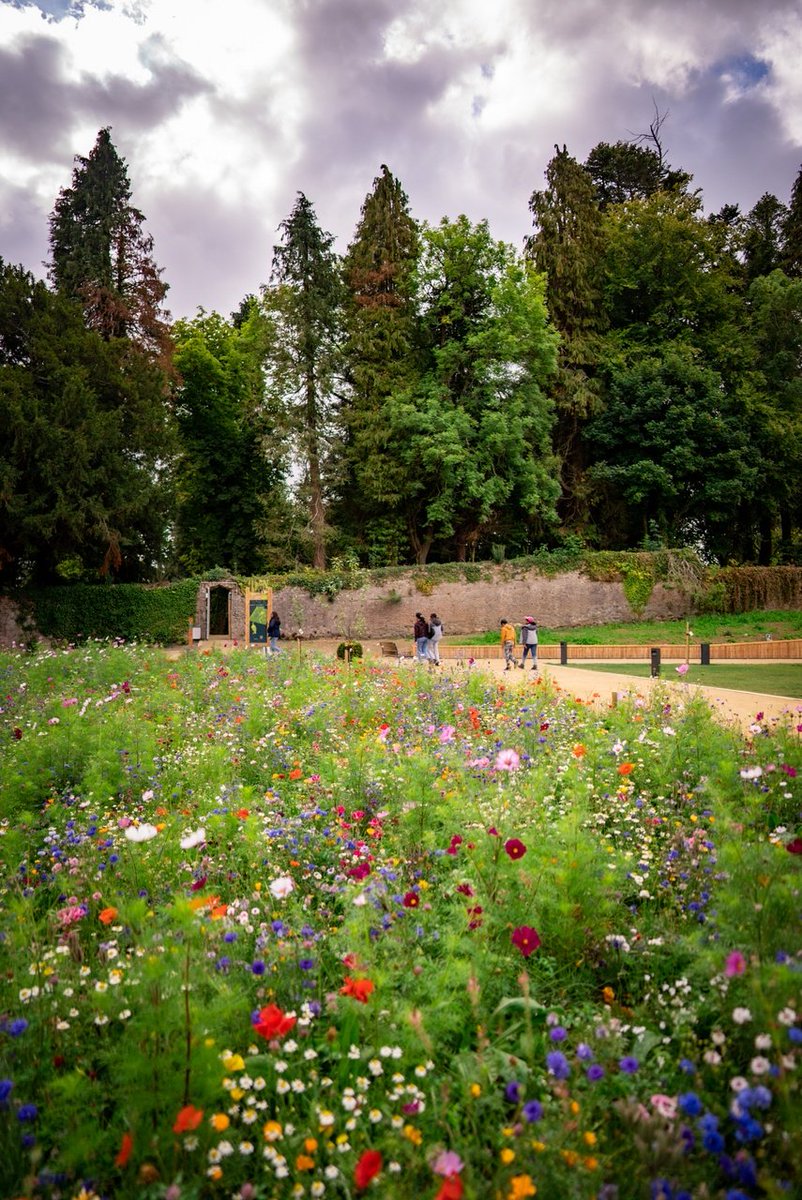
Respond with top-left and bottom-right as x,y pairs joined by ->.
572,661 -> 802,698
449,609 -> 802,647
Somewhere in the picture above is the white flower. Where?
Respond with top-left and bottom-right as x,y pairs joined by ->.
750,1056 -> 771,1075
740,766 -> 763,780
180,827 -> 206,849
755,1033 -> 772,1050
124,822 -> 158,842
732,1007 -> 753,1025
269,876 -> 294,900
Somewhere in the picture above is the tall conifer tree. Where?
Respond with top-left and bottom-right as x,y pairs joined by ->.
337,165 -> 420,563
782,163 -> 802,278
526,146 -> 607,532
49,128 -> 171,363
262,193 -> 342,570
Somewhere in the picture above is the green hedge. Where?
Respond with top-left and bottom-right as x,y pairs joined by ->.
26,579 -> 200,645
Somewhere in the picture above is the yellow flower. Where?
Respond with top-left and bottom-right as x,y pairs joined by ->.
500,1147 -> 515,1164
508,1176 -> 537,1199
222,1053 -> 245,1072
230,1087 -> 244,1101
561,1149 -> 579,1168
403,1124 -> 423,1145
530,1140 -> 546,1153
470,1083 -> 482,1097
569,1100 -> 580,1115
584,1156 -> 599,1170
210,1113 -> 230,1132
583,1131 -> 597,1147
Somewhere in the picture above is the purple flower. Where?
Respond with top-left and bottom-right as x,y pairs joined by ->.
505,1081 -> 521,1103
586,1064 -> 605,1082
619,1056 -> 639,1074
546,1051 -> 570,1079
0,1079 -> 13,1107
679,1092 -> 703,1116
251,960 -> 266,975
576,1042 -> 594,1061
7,1019 -> 28,1037
522,1099 -> 543,1122
549,1025 -> 568,1042
17,1104 -> 38,1123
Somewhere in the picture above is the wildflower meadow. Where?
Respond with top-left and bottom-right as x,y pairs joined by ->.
1,642 -> 801,1200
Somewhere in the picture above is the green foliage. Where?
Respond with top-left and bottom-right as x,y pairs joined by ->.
714,565 -> 802,612
26,579 -> 200,644
336,640 -> 363,659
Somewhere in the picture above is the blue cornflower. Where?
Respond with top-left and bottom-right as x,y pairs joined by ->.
17,1104 -> 38,1122
549,1025 -> 568,1042
251,960 -> 266,975
8,1019 -> 28,1037
0,1079 -> 13,1106
223,931 -> 238,943
788,1027 -> 802,1044
619,1056 -> 639,1074
505,1081 -> 521,1103
679,1058 -> 696,1074
586,1064 -> 605,1082
522,1100 -> 543,1122
546,1051 -> 570,1080
576,1042 -> 594,1060
702,1130 -> 725,1154
678,1092 -> 703,1116
298,958 -> 315,971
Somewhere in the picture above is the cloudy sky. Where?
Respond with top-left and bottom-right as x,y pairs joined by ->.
2,0 -> 801,320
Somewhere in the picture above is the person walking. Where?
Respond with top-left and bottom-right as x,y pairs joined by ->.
267,611 -> 281,654
414,612 -> 430,663
500,617 -> 516,670
428,613 -> 444,664
521,616 -> 538,670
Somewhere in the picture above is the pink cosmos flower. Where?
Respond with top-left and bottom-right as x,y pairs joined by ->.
432,1150 -> 464,1177
504,838 -> 527,860
725,950 -> 747,977
495,748 -> 520,772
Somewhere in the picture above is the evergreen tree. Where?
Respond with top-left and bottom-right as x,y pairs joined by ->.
584,140 -> 679,209
48,128 -> 171,363
742,193 -> 788,282
337,165 -> 420,564
261,194 -> 343,569
588,192 -> 755,558
387,217 -> 559,563
781,163 -> 802,277
172,309 -> 287,575
526,146 -> 607,533
0,259 -> 174,584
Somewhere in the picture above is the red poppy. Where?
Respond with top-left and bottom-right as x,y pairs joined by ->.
340,976 -> 375,1003
115,1131 -> 134,1167
511,925 -> 541,958
98,906 -> 118,925
618,762 -> 635,776
289,768 -> 303,780
403,891 -> 420,908
436,1178 -> 464,1200
504,838 -> 527,860
173,1104 -> 204,1133
253,1003 -> 297,1040
354,1148 -> 382,1190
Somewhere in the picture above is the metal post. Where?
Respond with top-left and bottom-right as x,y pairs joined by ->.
700,642 -> 710,666
650,647 -> 661,678
560,641 -> 568,666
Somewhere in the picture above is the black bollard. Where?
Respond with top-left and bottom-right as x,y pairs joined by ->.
650,647 -> 661,678
700,643 -> 710,666
560,641 -> 568,666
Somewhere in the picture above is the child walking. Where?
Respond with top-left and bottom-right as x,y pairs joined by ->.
500,618 -> 516,670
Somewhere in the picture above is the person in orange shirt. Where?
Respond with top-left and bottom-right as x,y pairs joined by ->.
500,618 -> 516,670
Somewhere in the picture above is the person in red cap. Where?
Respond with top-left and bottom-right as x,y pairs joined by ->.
520,617 -> 538,670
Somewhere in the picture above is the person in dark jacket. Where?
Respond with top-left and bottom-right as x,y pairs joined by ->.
268,611 -> 281,653
413,613 -> 429,663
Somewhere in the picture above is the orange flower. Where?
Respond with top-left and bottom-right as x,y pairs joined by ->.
340,975 -> 375,1003
296,1154 -> 315,1171
173,1104 -> 204,1134
236,808 -> 250,819
572,743 -> 586,758
115,1131 -> 134,1167
99,906 -> 118,925
253,1003 -> 297,1041
617,762 -> 634,776
289,768 -> 303,780
354,1149 -> 382,1190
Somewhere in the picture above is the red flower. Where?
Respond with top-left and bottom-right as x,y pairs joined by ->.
115,1131 -> 134,1167
504,838 -> 527,860
618,762 -> 634,776
173,1104 -> 204,1133
786,837 -> 802,855
436,1178 -> 464,1200
511,925 -> 541,958
253,1003 -> 296,1040
12,727 -> 22,740
354,1148 -> 382,1190
403,891 -> 420,907
340,976 -> 375,1003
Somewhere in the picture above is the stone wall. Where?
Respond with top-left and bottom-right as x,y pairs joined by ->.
271,568 -> 690,640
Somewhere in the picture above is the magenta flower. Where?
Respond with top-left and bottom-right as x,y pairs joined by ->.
676,663 -> 689,676
504,838 -> 527,860
725,950 -> 747,977
511,925 -> 541,958
432,1150 -> 464,1177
